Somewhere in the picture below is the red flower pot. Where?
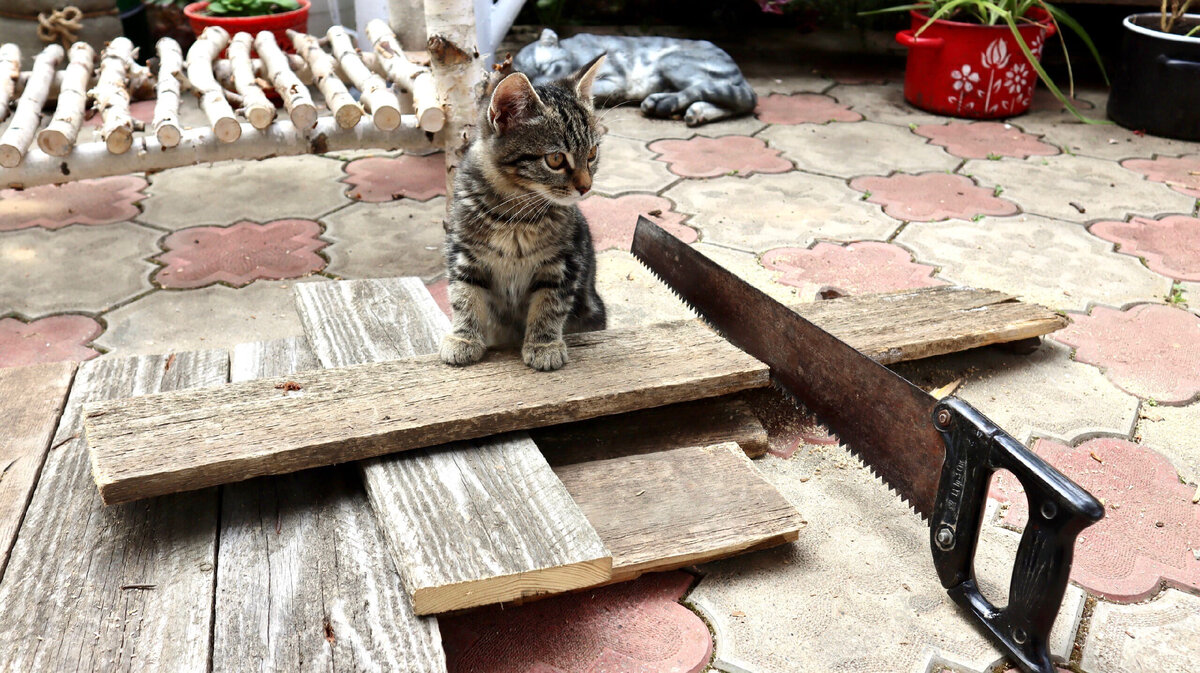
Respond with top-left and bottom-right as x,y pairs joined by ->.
183,0 -> 310,51
896,8 -> 1056,118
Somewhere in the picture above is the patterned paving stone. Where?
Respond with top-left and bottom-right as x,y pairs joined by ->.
826,83 -> 947,127
851,172 -> 1019,222
990,437 -> 1200,602
600,106 -> 765,142
666,173 -> 899,252
761,241 -> 947,298
0,176 -> 147,231
578,193 -> 697,252
741,387 -> 837,459
745,72 -> 831,95
1016,118 -> 1194,162
139,155 -> 351,229
591,135 -> 676,196
439,571 -> 711,673
963,154 -> 1196,224
1090,215 -> 1200,282
690,243 -> 806,305
1082,590 -> 1200,673
594,250 -> 695,329
341,153 -> 447,202
754,93 -> 862,125
914,121 -> 1058,160
321,198 -> 446,282
0,222 -> 158,315
1122,154 -> 1200,199
1053,304 -> 1200,404
896,215 -> 1171,312
0,315 -> 102,368
152,219 -> 328,289
649,135 -> 792,179
1137,401 -> 1200,487
425,276 -> 450,318
761,121 -> 959,179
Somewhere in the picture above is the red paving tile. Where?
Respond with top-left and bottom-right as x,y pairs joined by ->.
914,121 -> 1058,160
425,277 -> 451,318
578,194 -> 697,252
850,172 -> 1020,222
1053,304 -> 1200,404
439,571 -> 712,673
342,153 -> 448,202
1090,215 -> 1200,282
761,241 -> 947,296
990,437 -> 1200,603
0,315 -> 102,368
0,176 -> 147,231
1121,155 -> 1200,198
153,219 -> 327,289
754,93 -> 862,125
648,135 -> 792,178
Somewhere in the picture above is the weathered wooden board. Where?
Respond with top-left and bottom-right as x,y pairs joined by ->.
213,336 -> 446,672
0,351 -> 226,673
84,317 -> 768,504
554,442 -> 805,579
0,360 -> 75,578
296,278 -> 613,616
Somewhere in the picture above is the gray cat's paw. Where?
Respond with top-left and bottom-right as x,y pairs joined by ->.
522,340 -> 569,371
684,101 -> 726,126
641,92 -> 686,118
440,334 -> 486,366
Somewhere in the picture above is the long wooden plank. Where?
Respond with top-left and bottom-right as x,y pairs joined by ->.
296,278 -> 613,616
0,360 -> 75,579
0,351 -> 226,673
213,336 -> 445,672
84,318 -> 768,504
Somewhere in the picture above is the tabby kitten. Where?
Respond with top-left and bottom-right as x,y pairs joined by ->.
439,56 -> 608,372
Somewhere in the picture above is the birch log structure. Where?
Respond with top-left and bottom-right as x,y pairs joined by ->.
365,19 -> 443,132
327,25 -> 401,131
424,0 -> 484,195
0,44 -> 19,125
0,44 -> 63,168
254,30 -> 317,130
92,37 -> 136,154
227,32 -> 275,129
153,38 -> 184,147
36,41 -> 94,156
289,30 -> 362,129
187,27 -> 242,143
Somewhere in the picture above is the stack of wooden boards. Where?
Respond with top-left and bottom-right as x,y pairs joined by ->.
0,277 -> 1066,672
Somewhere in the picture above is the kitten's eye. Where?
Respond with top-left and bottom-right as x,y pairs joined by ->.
587,146 -> 598,161
545,152 -> 566,170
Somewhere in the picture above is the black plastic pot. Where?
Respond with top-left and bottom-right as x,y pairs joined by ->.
1108,13 -> 1200,141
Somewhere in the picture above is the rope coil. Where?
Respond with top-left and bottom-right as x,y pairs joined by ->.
0,5 -> 120,47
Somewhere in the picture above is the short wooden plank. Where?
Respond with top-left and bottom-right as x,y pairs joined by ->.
0,351 -> 227,673
296,278 -> 613,616
0,360 -> 75,579
84,317 -> 768,504
553,442 -> 805,580
213,336 -> 445,672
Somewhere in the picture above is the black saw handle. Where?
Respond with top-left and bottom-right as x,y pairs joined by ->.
930,397 -> 1103,673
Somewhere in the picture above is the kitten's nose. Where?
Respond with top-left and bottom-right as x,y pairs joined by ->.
573,171 -> 592,195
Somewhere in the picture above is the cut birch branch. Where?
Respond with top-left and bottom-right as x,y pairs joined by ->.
0,44 -> 63,168
36,41 -> 95,157
212,53 -> 310,87
366,19 -> 443,132
327,25 -> 401,131
91,37 -> 135,155
228,32 -> 275,130
288,29 -> 362,130
254,31 -> 317,131
425,2 -> 485,198
153,38 -> 184,148
0,44 -> 19,125
187,27 -> 241,143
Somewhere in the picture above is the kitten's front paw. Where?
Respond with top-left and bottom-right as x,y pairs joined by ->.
440,334 -> 486,366
641,92 -> 685,118
522,340 -> 569,372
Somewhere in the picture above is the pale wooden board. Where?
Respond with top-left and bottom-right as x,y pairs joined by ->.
84,317 -> 768,504
0,360 -> 75,578
213,336 -> 445,673
0,351 -> 227,673
296,278 -> 613,616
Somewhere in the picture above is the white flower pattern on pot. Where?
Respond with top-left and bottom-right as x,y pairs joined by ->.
951,65 -> 981,111
946,28 -> 1048,116
1004,63 -> 1030,94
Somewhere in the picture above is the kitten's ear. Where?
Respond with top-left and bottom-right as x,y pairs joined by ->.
488,72 -> 543,134
572,53 -> 607,102
538,28 -> 559,46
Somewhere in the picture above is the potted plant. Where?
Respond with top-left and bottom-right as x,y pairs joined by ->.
1107,2 -> 1199,140
183,0 -> 309,44
863,1 -> 1104,120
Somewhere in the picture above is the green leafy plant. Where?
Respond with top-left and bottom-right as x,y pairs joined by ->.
1167,282 -> 1188,306
205,0 -> 299,17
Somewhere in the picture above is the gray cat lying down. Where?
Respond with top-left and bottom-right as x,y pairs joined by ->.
514,29 -> 757,126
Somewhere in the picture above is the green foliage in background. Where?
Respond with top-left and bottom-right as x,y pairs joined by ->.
204,0 -> 299,16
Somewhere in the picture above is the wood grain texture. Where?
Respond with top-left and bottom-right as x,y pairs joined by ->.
0,351 -> 227,673
553,442 -> 805,579
296,278 -> 613,615
213,336 -> 445,672
0,361 -> 75,579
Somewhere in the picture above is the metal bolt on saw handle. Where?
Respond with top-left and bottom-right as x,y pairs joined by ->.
930,397 -> 1104,673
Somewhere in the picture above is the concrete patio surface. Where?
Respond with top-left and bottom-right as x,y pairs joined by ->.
2,54 -> 1198,673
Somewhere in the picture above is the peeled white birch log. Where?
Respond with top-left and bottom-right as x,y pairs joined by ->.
0,44 -> 19,125
212,53 -> 309,87
327,25 -> 401,131
365,19 -> 443,132
37,42 -> 95,156
425,0 -> 485,197
228,32 -> 275,129
0,44 -> 64,168
254,31 -> 317,130
91,37 -> 135,155
187,27 -> 241,143
288,30 -> 362,130
153,38 -> 184,148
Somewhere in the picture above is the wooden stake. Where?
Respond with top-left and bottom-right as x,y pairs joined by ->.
0,44 -> 19,125
36,42 -> 95,157
152,38 -> 184,148
327,26 -> 401,131
365,19 -> 443,132
254,31 -> 317,130
0,44 -> 63,168
288,30 -> 362,130
187,27 -> 241,143
92,37 -> 136,155
227,32 -> 275,130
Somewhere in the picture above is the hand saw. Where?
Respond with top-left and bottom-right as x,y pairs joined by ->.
631,217 -> 1103,673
